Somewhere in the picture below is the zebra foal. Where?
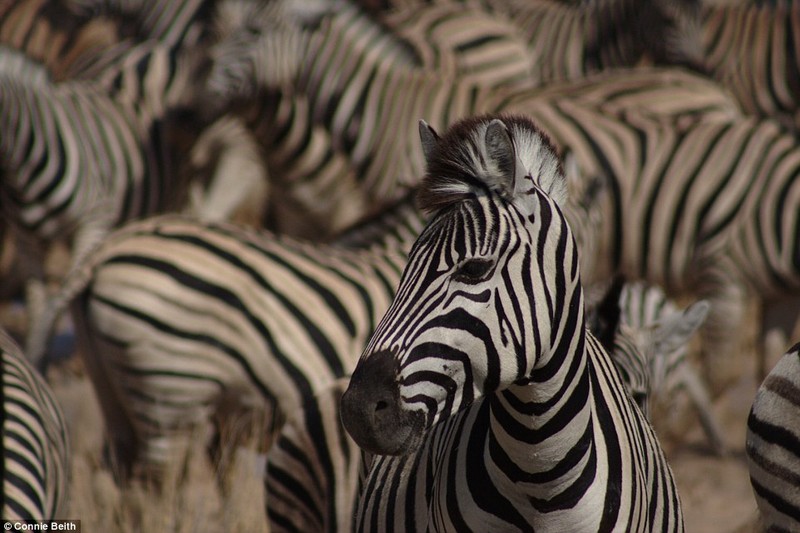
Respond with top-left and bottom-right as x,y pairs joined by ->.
341,114 -> 684,531
587,279 -> 723,454
746,342 -> 800,532
1,328 -> 69,520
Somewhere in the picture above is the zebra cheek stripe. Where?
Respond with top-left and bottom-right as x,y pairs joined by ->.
341,349 -> 424,455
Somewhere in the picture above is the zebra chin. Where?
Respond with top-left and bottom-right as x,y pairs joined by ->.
341,349 -> 426,456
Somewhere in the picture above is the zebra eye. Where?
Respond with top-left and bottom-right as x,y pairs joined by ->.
453,258 -> 494,284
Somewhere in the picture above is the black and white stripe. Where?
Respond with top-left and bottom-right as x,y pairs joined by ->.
341,114 -> 683,531
0,40 -> 205,365
65,196 -> 423,482
1,328 -> 69,520
588,279 -> 723,453
264,376 -> 361,533
746,341 -> 800,532
669,0 -> 800,133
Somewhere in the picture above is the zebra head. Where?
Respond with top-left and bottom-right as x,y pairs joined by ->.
341,114 -> 585,456
204,0 -> 315,106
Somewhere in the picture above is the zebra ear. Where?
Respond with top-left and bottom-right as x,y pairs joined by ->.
650,300 -> 710,356
419,120 -> 440,166
484,119 -> 528,200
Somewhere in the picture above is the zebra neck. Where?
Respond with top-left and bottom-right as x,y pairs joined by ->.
490,318 -> 595,475
493,355 -> 593,470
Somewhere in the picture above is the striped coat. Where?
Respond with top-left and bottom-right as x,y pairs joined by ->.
1,329 -> 69,519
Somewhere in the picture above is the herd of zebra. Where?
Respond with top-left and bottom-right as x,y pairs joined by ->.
2,0 -> 800,531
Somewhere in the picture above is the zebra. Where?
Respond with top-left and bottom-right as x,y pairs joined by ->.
206,5 -> 768,392
204,0 -> 741,240
0,39 -> 209,366
64,198 -> 424,482
345,0 -> 698,84
664,0 -> 800,134
1,328 -> 70,520
341,114 -> 684,531
746,341 -> 800,532
261,277 -> 712,532
586,278 -> 725,454
0,0 -> 123,81
264,376 -> 361,533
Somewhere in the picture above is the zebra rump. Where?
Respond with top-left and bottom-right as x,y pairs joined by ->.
746,342 -> 800,532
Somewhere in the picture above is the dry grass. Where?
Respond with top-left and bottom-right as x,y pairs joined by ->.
48,365 -> 270,533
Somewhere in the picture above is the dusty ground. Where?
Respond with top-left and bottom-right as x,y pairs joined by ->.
668,371 -> 762,533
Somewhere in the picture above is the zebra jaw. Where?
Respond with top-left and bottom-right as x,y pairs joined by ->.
341,349 -> 425,456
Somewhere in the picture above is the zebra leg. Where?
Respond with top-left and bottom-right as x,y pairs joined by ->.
209,402 -> 278,497
265,377 -> 361,533
70,295 -> 139,482
694,269 -> 751,395
675,363 -> 727,455
25,212 -> 114,368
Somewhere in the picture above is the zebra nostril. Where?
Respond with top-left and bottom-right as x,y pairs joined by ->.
375,399 -> 388,412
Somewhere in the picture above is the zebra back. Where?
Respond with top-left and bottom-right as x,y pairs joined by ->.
1,329 -> 69,519
746,342 -> 800,532
668,0 -> 800,133
206,1 -> 740,239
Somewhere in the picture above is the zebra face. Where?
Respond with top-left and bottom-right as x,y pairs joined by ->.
342,114 -> 582,456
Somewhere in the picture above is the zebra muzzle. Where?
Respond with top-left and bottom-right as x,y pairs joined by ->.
341,349 -> 424,456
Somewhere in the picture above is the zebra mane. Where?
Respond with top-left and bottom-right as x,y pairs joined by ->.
416,114 -> 566,215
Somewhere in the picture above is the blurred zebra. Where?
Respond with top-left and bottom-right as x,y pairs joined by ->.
746,341 -> 800,532
1,328 -> 69,520
60,0 -> 217,49
0,40 -> 208,365
349,0 -> 698,83
205,0 -> 740,238
0,0 -> 122,81
65,199 -> 423,482
264,376 -> 361,533
666,0 -> 800,134
587,278 -> 724,453
341,114 -> 683,531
